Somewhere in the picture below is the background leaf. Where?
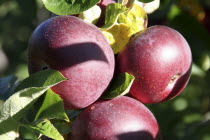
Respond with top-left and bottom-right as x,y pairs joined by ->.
0,88 -> 49,140
0,75 -> 17,100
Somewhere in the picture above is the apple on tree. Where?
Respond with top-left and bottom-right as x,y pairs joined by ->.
0,0 -> 196,140
117,25 -> 192,104
27,15 -> 115,110
68,96 -> 161,140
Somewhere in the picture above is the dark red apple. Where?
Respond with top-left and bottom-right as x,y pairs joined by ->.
27,16 -> 115,109
117,25 -> 192,104
68,96 -> 161,140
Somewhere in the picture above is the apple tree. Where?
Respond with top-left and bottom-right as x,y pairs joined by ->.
0,0 -> 210,140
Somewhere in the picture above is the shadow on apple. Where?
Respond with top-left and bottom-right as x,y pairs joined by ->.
117,130 -> 161,140
39,42 -> 109,71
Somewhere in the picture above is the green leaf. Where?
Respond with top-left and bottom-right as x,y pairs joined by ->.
42,0 -> 100,15
0,118 -> 19,140
103,73 -> 135,99
137,0 -> 154,3
0,88 -> 49,140
0,70 -> 66,140
101,3 -> 128,29
19,126 -> 39,140
0,75 -> 17,100
51,120 -> 71,135
34,89 -> 69,122
15,69 -> 67,92
25,119 -> 64,140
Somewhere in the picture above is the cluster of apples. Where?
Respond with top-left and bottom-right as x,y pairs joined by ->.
27,0 -> 192,140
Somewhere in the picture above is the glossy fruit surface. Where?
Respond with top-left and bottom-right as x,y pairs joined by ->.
69,96 -> 160,140
27,16 -> 115,109
117,25 -> 192,103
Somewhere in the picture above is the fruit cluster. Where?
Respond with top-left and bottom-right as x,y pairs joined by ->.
27,1 -> 192,140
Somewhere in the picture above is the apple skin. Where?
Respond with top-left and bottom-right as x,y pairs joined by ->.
68,96 -> 161,140
27,16 -> 115,109
117,25 -> 192,104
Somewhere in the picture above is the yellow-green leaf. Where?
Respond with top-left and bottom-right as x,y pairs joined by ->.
102,23 -> 131,54
102,4 -> 147,54
118,4 -> 147,35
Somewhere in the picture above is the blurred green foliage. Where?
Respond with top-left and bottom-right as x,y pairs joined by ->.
0,0 -> 209,140
0,0 -> 50,79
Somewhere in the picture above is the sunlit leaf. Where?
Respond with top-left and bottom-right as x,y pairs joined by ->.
42,0 -> 100,15
102,4 -> 147,54
118,4 -> 147,36
102,23 -> 130,54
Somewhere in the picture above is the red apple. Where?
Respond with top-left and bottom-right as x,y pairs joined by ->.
117,25 -> 192,104
68,96 -> 161,140
27,16 -> 115,109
